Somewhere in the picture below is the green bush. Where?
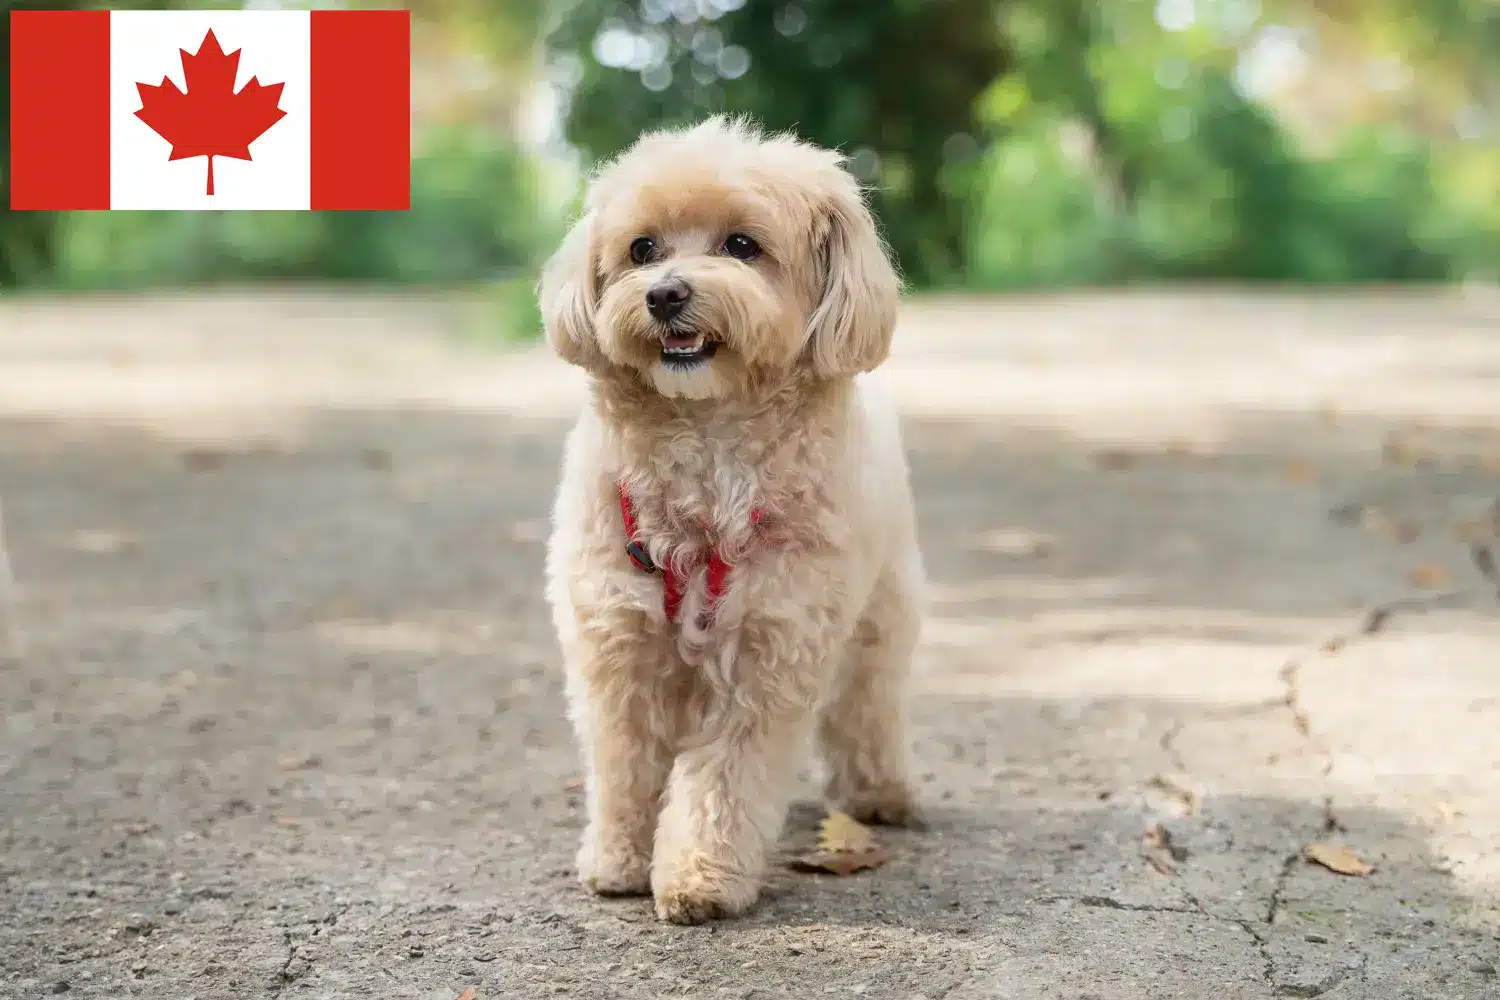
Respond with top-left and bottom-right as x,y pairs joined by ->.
51,129 -> 560,289
965,125 -> 1117,290
963,89 -> 1471,290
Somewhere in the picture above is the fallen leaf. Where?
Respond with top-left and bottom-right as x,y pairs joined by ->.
1092,449 -> 1137,472
1146,773 -> 1200,816
975,528 -> 1055,559
789,811 -> 888,876
1141,824 -> 1180,876
1303,843 -> 1373,877
563,778 -> 585,792
455,989 -> 478,1000
1282,460 -> 1318,484
1145,851 -> 1176,876
1408,565 -> 1454,590
819,811 -> 876,852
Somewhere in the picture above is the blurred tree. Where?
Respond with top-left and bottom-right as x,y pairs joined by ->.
548,0 -> 1010,284
406,0 -> 550,134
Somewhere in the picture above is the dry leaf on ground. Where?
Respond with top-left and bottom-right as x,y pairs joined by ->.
1408,565 -> 1454,590
563,778 -> 585,792
1282,460 -> 1318,484
789,811 -> 888,876
455,989 -> 477,1000
1304,843 -> 1373,876
1141,824 -> 1184,876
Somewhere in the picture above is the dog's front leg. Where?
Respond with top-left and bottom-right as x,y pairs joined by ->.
568,623 -> 682,897
651,617 -> 834,924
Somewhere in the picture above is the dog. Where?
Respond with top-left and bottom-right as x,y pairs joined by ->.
539,116 -> 925,924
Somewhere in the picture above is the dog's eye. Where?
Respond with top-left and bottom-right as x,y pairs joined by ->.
629,237 -> 656,266
722,233 -> 760,261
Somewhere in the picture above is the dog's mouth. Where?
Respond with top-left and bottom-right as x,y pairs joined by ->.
659,331 -> 720,368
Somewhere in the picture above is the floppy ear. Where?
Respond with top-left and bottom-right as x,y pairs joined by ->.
537,211 -> 604,369
805,170 -> 902,377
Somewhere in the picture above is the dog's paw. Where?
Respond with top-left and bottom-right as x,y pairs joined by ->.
652,856 -> 759,925
577,840 -> 652,897
837,783 -> 921,827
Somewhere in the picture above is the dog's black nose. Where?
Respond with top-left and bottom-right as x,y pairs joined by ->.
645,277 -> 692,322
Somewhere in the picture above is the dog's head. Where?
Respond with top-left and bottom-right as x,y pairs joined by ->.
538,117 -> 900,399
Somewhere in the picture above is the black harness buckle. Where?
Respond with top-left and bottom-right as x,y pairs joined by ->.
625,541 -> 656,573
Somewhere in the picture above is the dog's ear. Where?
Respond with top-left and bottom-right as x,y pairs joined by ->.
538,210 -> 604,369
805,169 -> 901,377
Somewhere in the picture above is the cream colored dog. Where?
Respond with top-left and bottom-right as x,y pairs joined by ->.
539,116 -> 924,924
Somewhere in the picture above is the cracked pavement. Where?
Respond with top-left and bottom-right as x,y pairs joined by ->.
1,289 -> 1498,999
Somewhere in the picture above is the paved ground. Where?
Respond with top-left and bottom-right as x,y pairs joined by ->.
1,288 -> 1498,1000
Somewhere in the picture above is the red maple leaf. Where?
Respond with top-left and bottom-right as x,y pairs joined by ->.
134,29 -> 286,196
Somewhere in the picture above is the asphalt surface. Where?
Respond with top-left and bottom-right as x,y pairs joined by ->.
1,289 -> 1498,999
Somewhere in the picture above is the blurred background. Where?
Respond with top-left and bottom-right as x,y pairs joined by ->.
4,0 -> 1499,314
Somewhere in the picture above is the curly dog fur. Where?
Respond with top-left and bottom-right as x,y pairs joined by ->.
539,116 -> 925,924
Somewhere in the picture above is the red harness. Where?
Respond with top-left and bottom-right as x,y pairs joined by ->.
618,483 -> 764,626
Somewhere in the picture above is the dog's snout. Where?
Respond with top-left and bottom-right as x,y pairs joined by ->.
645,277 -> 692,322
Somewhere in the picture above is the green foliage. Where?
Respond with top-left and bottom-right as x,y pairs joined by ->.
966,0 -> 1482,289
965,124 -> 1117,289
51,132 -> 559,289
5,0 -> 1496,295
549,0 -> 1009,285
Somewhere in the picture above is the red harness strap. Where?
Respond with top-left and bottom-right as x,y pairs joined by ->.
618,483 -> 763,626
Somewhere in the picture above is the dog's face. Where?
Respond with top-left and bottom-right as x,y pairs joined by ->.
539,118 -> 900,399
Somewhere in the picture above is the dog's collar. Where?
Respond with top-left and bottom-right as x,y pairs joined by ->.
618,482 -> 765,628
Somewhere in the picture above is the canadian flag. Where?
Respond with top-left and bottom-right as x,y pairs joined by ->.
9,9 -> 409,210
